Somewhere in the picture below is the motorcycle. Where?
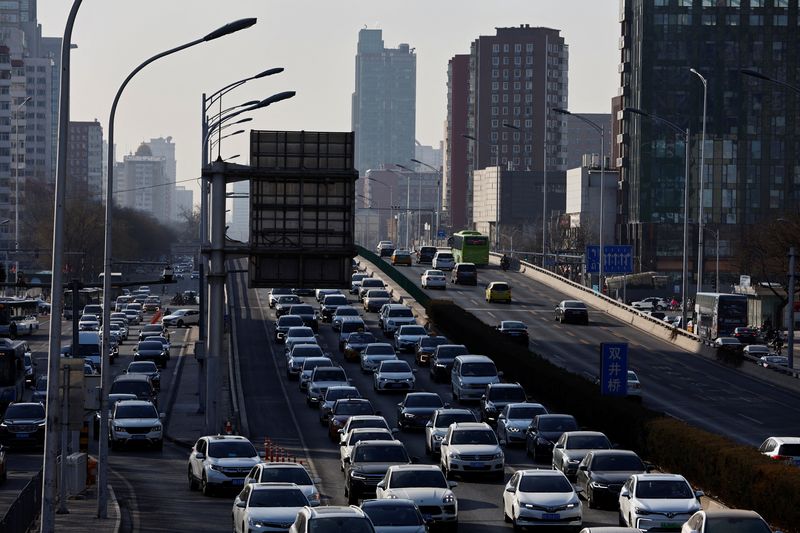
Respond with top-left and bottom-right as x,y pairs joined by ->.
500,256 -> 510,271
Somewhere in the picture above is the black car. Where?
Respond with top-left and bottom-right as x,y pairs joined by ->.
429,344 -> 469,382
274,314 -> 304,343
575,449 -> 649,509
414,335 -> 450,366
274,295 -> 303,318
525,414 -> 579,462
134,340 -> 169,368
0,402 -> 46,449
416,246 -> 437,264
733,327 -> 759,345
479,382 -> 527,425
292,288 -> 315,296
396,392 -> 445,431
125,361 -> 162,391
495,321 -> 529,344
344,440 -> 411,504
288,304 -> 319,332
554,300 -> 589,324
320,294 -> 349,322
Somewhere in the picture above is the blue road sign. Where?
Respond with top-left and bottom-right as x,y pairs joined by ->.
585,245 -> 633,274
437,230 -> 447,239
586,245 -> 600,273
600,342 -> 628,397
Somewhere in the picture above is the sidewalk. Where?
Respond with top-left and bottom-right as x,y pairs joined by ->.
49,485 -> 120,532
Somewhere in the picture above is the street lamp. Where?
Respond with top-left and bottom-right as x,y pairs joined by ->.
411,158 -> 441,245
209,129 -> 245,149
364,177 -> 393,243
100,16 -> 257,519
394,164 -> 415,249
690,68 -> 708,294
13,95 -> 31,289
624,107 -> 691,330
553,109 -> 605,289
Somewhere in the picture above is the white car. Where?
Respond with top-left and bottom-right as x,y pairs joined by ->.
373,360 -> 416,392
375,464 -> 458,528
681,509 -> 776,533
332,306 -> 360,331
496,402 -> 548,447
306,366 -> 350,406
340,427 -> 395,471
108,399 -> 163,451
188,435 -> 262,496
338,415 -> 393,445
439,422 -> 504,480
286,344 -> 326,380
283,327 -> 318,355
627,370 -> 643,399
421,269 -> 447,289
432,251 -> 455,271
378,304 -> 417,335
297,356 -> 334,391
502,469 -> 583,530
243,462 -> 322,506
394,325 -> 429,353
758,436 -> 800,466
425,408 -> 477,456
551,431 -> 612,479
742,344 -> 771,357
351,273 -> 371,295
78,314 -> 100,331
123,308 -> 141,325
232,482 -> 309,533
360,343 -> 398,373
268,288 -> 294,308
619,473 -> 703,531
161,308 -> 200,328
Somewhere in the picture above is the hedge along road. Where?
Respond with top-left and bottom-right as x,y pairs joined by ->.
226,269 -> 625,531
377,257 -> 800,447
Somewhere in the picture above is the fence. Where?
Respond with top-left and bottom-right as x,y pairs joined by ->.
355,245 -> 431,308
0,469 -> 43,533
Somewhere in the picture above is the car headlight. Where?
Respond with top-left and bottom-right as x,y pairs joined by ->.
507,426 -> 520,433
484,403 -> 496,412
385,493 -> 399,499
568,459 -> 580,464
404,413 -> 415,418
350,472 -> 366,480
565,502 -> 578,509
443,493 -> 455,503
151,425 -> 162,432
433,434 -> 444,441
493,452 -> 504,459
209,464 -> 224,472
635,507 -> 653,515
308,492 -> 321,504
448,452 -> 460,459
523,503 -> 535,509
249,518 -> 271,527
589,481 -> 607,489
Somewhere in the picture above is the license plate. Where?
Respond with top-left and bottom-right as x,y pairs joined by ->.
232,479 -> 244,486
660,522 -> 679,528
15,433 -> 29,438
469,462 -> 483,467
131,435 -> 146,440
542,513 -> 560,520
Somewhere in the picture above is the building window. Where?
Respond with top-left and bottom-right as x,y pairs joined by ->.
492,82 -> 499,90
525,120 -> 532,128
525,68 -> 533,78
774,0 -> 788,6
491,119 -> 499,128
492,69 -> 499,78
726,14 -> 740,25
514,44 -> 521,53
503,56 -> 509,65
750,0 -> 764,7
749,14 -> 763,25
492,107 -> 498,116
502,94 -> 509,103
492,44 -> 500,53
492,94 -> 499,103
513,82 -> 521,90
514,56 -> 521,66
526,56 -> 533,65
773,14 -> 787,25
526,43 -> 534,52
655,0 -> 668,5
702,14 -> 716,25
503,82 -> 509,90
492,57 -> 499,66
503,44 -> 509,52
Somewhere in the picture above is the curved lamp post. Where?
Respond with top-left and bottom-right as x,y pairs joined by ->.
689,68 -> 707,293
100,16 -> 257,519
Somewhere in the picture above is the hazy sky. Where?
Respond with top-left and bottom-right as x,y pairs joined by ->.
40,0 -> 619,200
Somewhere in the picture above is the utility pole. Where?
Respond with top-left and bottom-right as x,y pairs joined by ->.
788,247 -> 796,370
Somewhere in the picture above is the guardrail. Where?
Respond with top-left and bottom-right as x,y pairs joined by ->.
355,245 -> 431,308
0,469 -> 43,533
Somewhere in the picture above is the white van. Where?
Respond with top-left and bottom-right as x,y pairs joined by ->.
450,355 -> 502,402
432,251 -> 455,271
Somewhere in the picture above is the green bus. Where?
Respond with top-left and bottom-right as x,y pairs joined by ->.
451,230 -> 490,265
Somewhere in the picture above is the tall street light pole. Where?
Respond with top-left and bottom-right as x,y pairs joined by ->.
690,68 -> 707,293
499,123 -> 520,250
13,95 -> 31,289
395,164 -> 415,248
100,16 -> 257,519
411,158 -> 442,245
553,109 -> 605,290
625,108 -> 690,329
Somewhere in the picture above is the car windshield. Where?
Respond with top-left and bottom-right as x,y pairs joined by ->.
278,316 -> 304,327
313,369 -> 346,381
354,445 -> 409,463
348,333 -> 377,345
294,346 -> 323,357
405,395 -> 443,408
277,296 -> 301,304
777,443 -> 800,455
325,296 -> 348,306
380,362 -> 410,373
287,328 -> 314,338
591,454 -> 645,471
308,517 -> 374,533
492,283 -> 509,291
127,363 -> 157,373
366,290 -> 390,299
451,429 -> 497,445
207,440 -> 257,458
142,325 -> 162,332
421,337 -> 448,347
364,504 -> 423,526
564,301 -> 587,309
635,479 -> 693,499
461,362 -> 497,377
249,488 -> 307,508
519,474 -> 574,493
567,435 -> 610,449
271,289 -> 292,296
326,388 -> 359,402
349,419 -> 388,431
427,270 -> 444,276
336,308 -> 359,317
335,401 -> 373,415
508,406 -> 546,419
341,321 -> 366,333
705,516 -> 772,533
365,344 -> 394,354
258,467 -> 312,485
362,280 -> 384,288
290,305 -> 314,314
489,387 -> 526,402
5,404 -> 45,419
138,341 -> 163,351
458,264 -> 476,272
110,382 -> 150,396
389,308 -> 414,318
538,417 -> 577,432
400,326 -> 427,336
349,431 -> 392,445
115,404 -> 158,419
390,469 -> 448,489
435,412 -> 475,427
503,321 -> 526,330
437,346 -> 468,358
303,360 -> 333,372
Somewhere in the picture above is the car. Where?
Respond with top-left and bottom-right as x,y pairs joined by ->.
341,428 -> 396,471
496,402 -> 549,447
110,320 -> 129,340
232,482 -> 309,533
188,435 -> 262,496
742,344 -> 771,357
733,326 -> 759,345
108,323 -> 126,344
555,300 -> 589,324
714,336 -> 743,355
319,386 -> 362,425
378,304 -> 417,336
110,373 -> 158,405
133,339 -> 169,368
391,249 -> 413,266
290,504 -> 376,533
396,392 -> 445,431
292,288 -> 315,297
339,415 -> 393,445
373,360 -> 416,393
274,295 -> 303,318
0,402 -> 45,449
414,335 -> 449,366
342,332 -> 379,363
288,304 -> 319,332
619,473 -> 703,531
125,361 -> 161,391
415,246 -> 438,264
420,269 -> 447,289
297,356 -> 335,390
161,308 -> 200,328
328,399 -> 378,442
376,465 -> 458,529
575,449 -> 650,509
681,509 -> 776,533
315,288 -> 342,303
78,314 -> 100,331
32,376 -> 48,403
359,278 -> 386,301
377,241 -> 396,257
339,317 -> 368,351
190,271 -> 200,279
244,462 -> 322,507
524,414 -> 579,462
333,306 -> 361,332
275,315 -> 305,343
394,325 -> 428,353
287,345 -> 326,381
360,343 -> 399,373
109,312 -> 129,326
758,355 -> 789,368
364,290 -> 393,313
320,294 -> 350,322
0,443 -> 6,482
432,251 -> 455,271
143,296 -> 161,312
450,355 -> 502,403
123,308 -> 141,325
450,262 -> 477,285
551,431 -> 613,479
479,382 -> 527,425
758,436 -> 800,466
284,327 -> 318,356
344,440 -> 412,504
631,297 -> 668,311
486,281 -> 512,303
351,273 -> 371,295
108,399 -> 163,451
495,320 -> 529,344
502,469 -> 583,530
429,344 -> 469,383
424,408 -> 477,456
139,323 -> 169,342
360,498 -> 427,533
82,304 -> 104,319
439,421 -> 504,480
626,370 -> 642,400
306,366 -> 350,406
23,351 -> 36,386
93,393 -> 138,438
268,288 -> 294,308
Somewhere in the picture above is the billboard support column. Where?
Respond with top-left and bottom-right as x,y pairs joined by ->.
206,158 -> 226,435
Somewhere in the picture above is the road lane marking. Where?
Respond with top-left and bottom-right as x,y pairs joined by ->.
487,312 -> 496,319
739,414 -> 763,425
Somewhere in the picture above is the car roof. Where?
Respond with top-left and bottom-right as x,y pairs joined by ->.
353,439 -> 404,447
404,392 -> 439,398
590,449 -> 640,458
698,509 -> 765,520
630,473 -> 687,481
115,399 -> 155,407
361,498 -> 417,508
347,415 -> 387,422
506,402 -> 546,409
113,373 -> 151,382
488,382 -> 522,388
248,482 -> 302,491
258,462 -> 307,469
518,469 -> 568,477
435,408 -> 473,415
767,436 -> 800,444
455,354 -> 493,363
307,505 -> 365,518
450,422 -> 492,431
204,434 -> 252,442
563,430 -> 607,438
389,464 -> 442,472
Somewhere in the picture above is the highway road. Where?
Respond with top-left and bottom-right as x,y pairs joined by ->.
227,270 -> 624,531
381,258 -> 800,447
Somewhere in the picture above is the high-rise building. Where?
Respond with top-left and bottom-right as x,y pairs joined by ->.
617,0 -> 800,282
145,136 -> 176,183
67,120 -> 104,199
117,143 -> 170,223
565,113 -> 613,171
229,179 -> 249,242
444,54 -> 470,232
351,28 -> 416,179
172,186 -> 194,225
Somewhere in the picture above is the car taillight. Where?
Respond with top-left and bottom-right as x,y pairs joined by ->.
772,455 -> 787,460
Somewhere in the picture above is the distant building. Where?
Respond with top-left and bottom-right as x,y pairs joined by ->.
67,120 -> 104,199
414,142 -> 442,171
444,55 -> 471,233
562,155 -> 618,252
229,179 -> 249,241
565,114 -> 612,171
172,186 -> 194,225
117,143 -> 170,223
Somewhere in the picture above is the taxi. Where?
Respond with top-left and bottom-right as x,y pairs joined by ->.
485,281 -> 511,303
391,249 -> 413,266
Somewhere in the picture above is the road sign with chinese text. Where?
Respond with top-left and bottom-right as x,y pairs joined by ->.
599,342 -> 628,397
586,245 -> 633,274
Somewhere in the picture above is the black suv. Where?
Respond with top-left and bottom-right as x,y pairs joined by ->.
320,294 -> 349,322
416,246 -> 437,264
429,344 -> 469,383
0,402 -> 46,449
288,304 -> 318,332
344,440 -> 411,504
480,383 -> 527,425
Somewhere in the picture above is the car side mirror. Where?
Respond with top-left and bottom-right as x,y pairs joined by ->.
425,421 -> 432,428
554,443 -> 563,449
412,369 -> 417,373
578,465 -> 588,471
159,413 -> 166,419
258,451 -> 266,459
620,488 -> 630,498
505,486 -> 516,493
235,500 -> 246,508
376,481 -> 385,489
448,481 -> 458,489
195,453 -> 205,460
573,485 -> 584,493
390,428 -> 399,434
694,490 -> 704,499
480,395 -> 486,401
497,371 -> 504,378
644,462 -> 655,473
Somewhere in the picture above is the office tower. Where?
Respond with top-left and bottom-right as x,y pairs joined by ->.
565,113 -> 613,170
117,143 -> 170,223
172,186 -> 194,225
444,54 -> 470,232
67,120 -> 104,199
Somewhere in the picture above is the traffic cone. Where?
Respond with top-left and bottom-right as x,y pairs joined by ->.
224,420 -> 233,435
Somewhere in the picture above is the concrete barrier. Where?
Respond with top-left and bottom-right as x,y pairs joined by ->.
355,257 -> 428,326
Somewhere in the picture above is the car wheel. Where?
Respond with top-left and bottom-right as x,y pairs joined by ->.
451,386 -> 459,403
442,462 -> 452,480
201,473 -> 214,496
512,515 -> 522,532
504,507 -> 511,523
188,466 -> 199,491
587,487 -> 597,509
177,320 -> 184,328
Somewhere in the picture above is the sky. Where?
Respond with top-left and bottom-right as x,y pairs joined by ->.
39,0 -> 620,201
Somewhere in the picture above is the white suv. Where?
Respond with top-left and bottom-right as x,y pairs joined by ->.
432,251 -> 455,271
109,399 -> 163,451
188,435 -> 262,496
450,355 -> 502,402
439,422 -> 504,480
619,473 -> 703,531
375,464 -> 458,528
378,304 -> 417,336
